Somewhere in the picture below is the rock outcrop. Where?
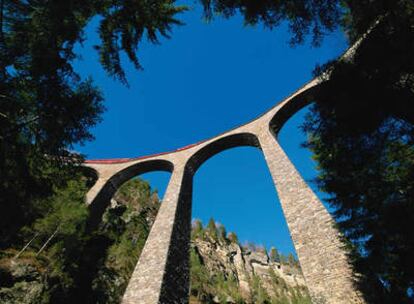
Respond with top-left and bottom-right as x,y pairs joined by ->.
0,256 -> 49,304
190,221 -> 311,304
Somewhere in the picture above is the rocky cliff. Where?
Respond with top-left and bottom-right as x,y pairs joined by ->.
190,220 -> 311,304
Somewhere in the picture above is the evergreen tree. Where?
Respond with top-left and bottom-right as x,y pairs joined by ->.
192,219 -> 204,239
270,247 -> 280,263
227,232 -> 239,244
207,218 -> 218,239
189,247 -> 210,301
32,179 -> 90,254
279,254 -> 287,265
91,177 -> 160,303
0,0 -> 186,247
217,224 -> 227,241
287,253 -> 296,267
250,275 -> 271,304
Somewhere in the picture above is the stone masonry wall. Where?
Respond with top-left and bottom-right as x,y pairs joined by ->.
122,164 -> 191,304
258,129 -> 364,304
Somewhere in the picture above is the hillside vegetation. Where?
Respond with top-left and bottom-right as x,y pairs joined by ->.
0,176 -> 309,304
0,176 -> 159,303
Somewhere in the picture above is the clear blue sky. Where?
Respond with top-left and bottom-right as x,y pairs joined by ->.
74,3 -> 347,256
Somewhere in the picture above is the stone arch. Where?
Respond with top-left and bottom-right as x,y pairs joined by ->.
88,159 -> 174,229
185,132 -> 261,175
80,166 -> 99,189
269,84 -> 319,137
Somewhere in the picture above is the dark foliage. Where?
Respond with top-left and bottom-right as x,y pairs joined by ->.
0,0 -> 185,248
96,0 -> 186,84
304,3 -> 414,303
200,0 -> 342,46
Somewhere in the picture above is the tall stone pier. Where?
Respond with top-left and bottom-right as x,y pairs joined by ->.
259,130 -> 363,303
122,165 -> 192,304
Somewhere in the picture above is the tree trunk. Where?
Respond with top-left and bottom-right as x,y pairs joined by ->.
14,233 -> 39,259
36,226 -> 59,256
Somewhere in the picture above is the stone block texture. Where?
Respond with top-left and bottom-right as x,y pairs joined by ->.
122,165 -> 192,304
259,130 -> 364,304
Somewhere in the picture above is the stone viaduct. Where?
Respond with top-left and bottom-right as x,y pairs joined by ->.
84,40 -> 367,304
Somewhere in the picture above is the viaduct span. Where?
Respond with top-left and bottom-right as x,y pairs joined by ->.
84,40 -> 367,304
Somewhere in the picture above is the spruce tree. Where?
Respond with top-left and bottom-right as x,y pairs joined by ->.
217,224 -> 227,241
270,247 -> 280,263
206,218 -> 218,239
227,232 -> 239,244
192,219 -> 204,239
0,0 -> 186,247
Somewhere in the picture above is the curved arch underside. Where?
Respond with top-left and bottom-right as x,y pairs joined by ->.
185,132 -> 260,174
86,159 -> 173,229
